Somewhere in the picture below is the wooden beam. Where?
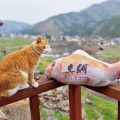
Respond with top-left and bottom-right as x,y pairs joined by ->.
69,85 -> 82,120
118,101 -> 120,120
83,82 -> 120,100
0,79 -> 64,107
29,95 -> 40,120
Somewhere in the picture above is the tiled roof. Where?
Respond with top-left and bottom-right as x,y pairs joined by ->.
83,46 -> 103,52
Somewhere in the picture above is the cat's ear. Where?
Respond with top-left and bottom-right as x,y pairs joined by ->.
36,37 -> 42,44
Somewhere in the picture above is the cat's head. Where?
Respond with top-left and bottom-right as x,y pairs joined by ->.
32,37 -> 52,54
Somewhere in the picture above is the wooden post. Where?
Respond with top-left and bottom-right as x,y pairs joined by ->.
69,85 -> 82,120
29,95 -> 40,120
118,101 -> 120,120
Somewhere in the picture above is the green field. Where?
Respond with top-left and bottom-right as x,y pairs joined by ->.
102,45 -> 120,62
82,92 -> 117,120
0,37 -> 34,60
0,37 -> 34,53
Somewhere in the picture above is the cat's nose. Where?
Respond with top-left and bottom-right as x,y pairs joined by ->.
45,51 -> 49,53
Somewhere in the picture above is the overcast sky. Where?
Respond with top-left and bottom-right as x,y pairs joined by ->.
0,0 -> 106,24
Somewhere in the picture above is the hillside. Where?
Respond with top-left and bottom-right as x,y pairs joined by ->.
92,15 -> 120,37
22,0 -> 120,37
0,20 -> 30,34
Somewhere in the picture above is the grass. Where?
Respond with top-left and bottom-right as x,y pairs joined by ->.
0,37 -> 34,55
40,107 -> 47,120
102,54 -> 120,59
104,45 -> 120,55
37,57 -> 55,72
82,90 -> 117,120
52,110 -> 69,120
83,104 -> 100,120
101,45 -> 120,61
40,106 -> 70,120
39,89 -> 117,120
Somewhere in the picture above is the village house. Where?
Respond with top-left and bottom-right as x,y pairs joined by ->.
83,46 -> 104,55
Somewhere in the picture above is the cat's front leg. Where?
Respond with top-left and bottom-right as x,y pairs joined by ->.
28,70 -> 39,88
32,81 -> 39,88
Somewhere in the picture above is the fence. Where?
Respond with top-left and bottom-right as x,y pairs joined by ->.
0,78 -> 120,120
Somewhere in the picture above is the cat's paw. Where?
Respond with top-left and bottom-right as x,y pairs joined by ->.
20,83 -> 29,90
32,82 -> 39,88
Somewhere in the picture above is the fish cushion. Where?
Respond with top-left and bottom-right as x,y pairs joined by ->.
45,50 -> 116,86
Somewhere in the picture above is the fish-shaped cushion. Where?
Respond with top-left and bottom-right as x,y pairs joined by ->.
45,50 -> 120,86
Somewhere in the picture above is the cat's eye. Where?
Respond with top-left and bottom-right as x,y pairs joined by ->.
43,47 -> 46,49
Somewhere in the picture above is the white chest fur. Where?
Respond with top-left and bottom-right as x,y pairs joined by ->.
20,69 -> 28,79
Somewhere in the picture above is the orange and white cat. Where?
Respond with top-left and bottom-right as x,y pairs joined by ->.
0,37 -> 52,97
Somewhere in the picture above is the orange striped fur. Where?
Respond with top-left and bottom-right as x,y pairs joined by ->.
0,37 -> 50,97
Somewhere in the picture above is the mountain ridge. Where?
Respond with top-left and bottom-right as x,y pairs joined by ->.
1,0 -> 120,37
92,15 -> 120,37
22,0 -> 120,37
0,20 -> 30,34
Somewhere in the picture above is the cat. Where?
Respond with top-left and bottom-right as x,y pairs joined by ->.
0,37 -> 52,97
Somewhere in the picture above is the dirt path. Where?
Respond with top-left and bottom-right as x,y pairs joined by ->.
1,99 -> 30,120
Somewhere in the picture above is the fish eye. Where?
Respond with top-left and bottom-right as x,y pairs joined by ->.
51,62 -> 56,67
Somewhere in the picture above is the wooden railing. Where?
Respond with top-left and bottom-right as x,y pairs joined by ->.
0,78 -> 120,120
